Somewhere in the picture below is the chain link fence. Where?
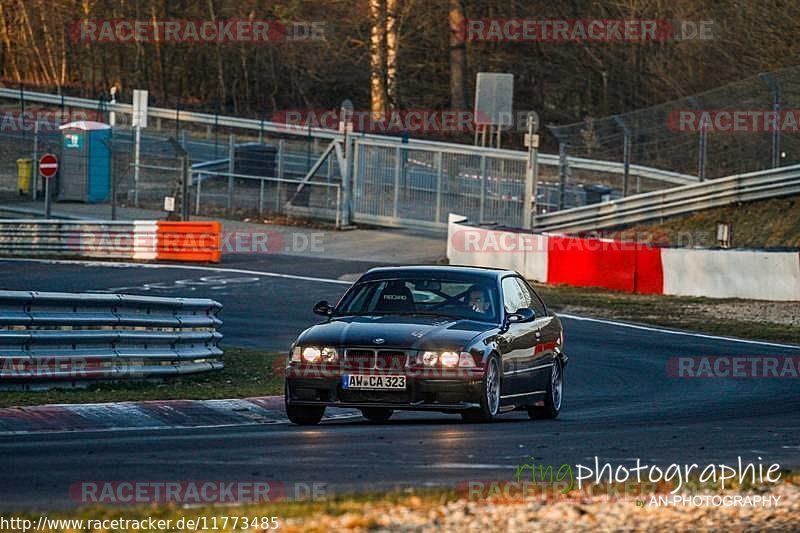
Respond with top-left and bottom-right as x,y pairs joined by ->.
549,66 -> 800,185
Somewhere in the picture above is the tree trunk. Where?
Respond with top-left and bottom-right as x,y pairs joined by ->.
369,0 -> 387,120
448,0 -> 467,110
385,0 -> 399,110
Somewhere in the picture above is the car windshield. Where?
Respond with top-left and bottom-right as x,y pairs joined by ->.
335,276 -> 500,323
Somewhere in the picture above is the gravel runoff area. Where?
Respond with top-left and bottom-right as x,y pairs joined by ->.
278,483 -> 799,532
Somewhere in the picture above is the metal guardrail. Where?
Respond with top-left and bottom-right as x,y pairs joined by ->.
0,290 -> 223,388
0,87 -> 698,185
0,220 -> 155,259
534,164 -> 800,233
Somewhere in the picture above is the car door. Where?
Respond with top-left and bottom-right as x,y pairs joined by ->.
517,278 -> 558,392
498,276 -> 543,400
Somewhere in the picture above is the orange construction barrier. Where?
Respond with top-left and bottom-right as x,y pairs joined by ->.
156,221 -> 222,263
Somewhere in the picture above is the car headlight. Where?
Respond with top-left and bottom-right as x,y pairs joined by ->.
439,351 -> 460,367
422,351 -> 439,366
420,351 -> 476,367
298,346 -> 338,364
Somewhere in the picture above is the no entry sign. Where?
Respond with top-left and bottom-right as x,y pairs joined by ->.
38,153 -> 59,178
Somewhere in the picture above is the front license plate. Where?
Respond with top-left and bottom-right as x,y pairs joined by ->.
342,374 -> 406,390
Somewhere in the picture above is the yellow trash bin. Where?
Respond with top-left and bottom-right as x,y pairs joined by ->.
16,158 -> 32,195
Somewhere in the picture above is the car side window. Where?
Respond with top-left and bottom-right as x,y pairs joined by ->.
501,277 -> 525,314
516,278 -> 547,317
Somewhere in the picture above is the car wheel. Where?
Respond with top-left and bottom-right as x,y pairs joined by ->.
284,386 -> 326,425
527,358 -> 564,420
461,355 -> 501,423
360,407 -> 394,423
286,403 -> 326,425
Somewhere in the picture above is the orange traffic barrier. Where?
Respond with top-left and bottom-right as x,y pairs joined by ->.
156,221 -> 222,263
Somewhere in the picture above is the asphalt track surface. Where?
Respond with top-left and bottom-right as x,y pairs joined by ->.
1,256 -> 799,510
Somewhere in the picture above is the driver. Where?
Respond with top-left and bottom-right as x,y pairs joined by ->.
467,285 -> 492,316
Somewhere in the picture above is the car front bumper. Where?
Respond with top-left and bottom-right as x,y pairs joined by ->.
285,365 -> 485,411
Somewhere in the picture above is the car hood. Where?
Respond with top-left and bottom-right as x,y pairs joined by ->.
296,315 -> 495,351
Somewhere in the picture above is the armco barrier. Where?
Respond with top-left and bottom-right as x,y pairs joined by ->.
156,221 -> 222,262
448,214 -> 800,301
0,220 -> 221,263
0,291 -> 223,389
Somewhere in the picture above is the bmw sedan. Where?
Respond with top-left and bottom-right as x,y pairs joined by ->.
284,266 -> 566,425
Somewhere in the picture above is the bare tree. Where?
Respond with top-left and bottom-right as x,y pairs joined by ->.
448,0 -> 467,110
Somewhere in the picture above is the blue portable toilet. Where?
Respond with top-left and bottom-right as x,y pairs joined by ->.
57,121 -> 111,203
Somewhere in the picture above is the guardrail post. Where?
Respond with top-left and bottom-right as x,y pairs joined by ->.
32,121 -> 39,200
435,151 -> 443,224
339,99 -> 354,227
558,143 -> 568,210
195,173 -> 203,215
180,152 -> 190,221
759,73 -> 782,169
698,125 -> 708,182
277,139 -> 285,179
133,125 -> 141,207
19,83 -> 25,143
393,146 -> 401,218
612,115 -> 631,197
341,137 -> 353,227
104,139 -> 117,220
479,154 -> 487,222
227,134 -> 235,212
259,179 -> 265,215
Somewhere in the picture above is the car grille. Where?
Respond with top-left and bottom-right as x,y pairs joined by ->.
344,349 -> 409,371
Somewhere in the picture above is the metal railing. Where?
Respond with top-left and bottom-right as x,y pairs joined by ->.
0,220 -> 156,259
193,170 -> 342,225
534,164 -> 800,233
0,290 -> 223,389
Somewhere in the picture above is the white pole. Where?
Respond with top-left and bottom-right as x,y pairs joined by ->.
32,121 -> 39,201
133,125 -> 141,207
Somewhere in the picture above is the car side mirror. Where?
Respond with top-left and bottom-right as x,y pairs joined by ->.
506,308 -> 535,324
313,300 -> 333,316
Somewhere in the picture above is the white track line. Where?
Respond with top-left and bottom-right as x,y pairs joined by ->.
2,258 -> 797,349
558,313 -> 800,350
0,258 -> 352,285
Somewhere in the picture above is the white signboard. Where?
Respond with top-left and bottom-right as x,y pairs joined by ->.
132,89 -> 149,129
474,73 -> 514,127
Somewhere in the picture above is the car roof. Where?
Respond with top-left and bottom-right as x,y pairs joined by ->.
359,265 -> 515,282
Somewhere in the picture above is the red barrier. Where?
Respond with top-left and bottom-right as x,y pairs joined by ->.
547,236 -> 663,294
156,221 -> 222,263
634,245 -> 664,294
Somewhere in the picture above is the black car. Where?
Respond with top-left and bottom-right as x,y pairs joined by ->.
284,266 -> 566,425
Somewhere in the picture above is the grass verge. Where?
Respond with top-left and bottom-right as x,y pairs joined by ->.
535,283 -> 800,345
0,347 -> 285,408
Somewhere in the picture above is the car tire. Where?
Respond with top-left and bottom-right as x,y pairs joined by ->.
461,355 -> 501,423
286,403 -> 326,425
527,357 -> 564,420
360,407 -> 394,423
